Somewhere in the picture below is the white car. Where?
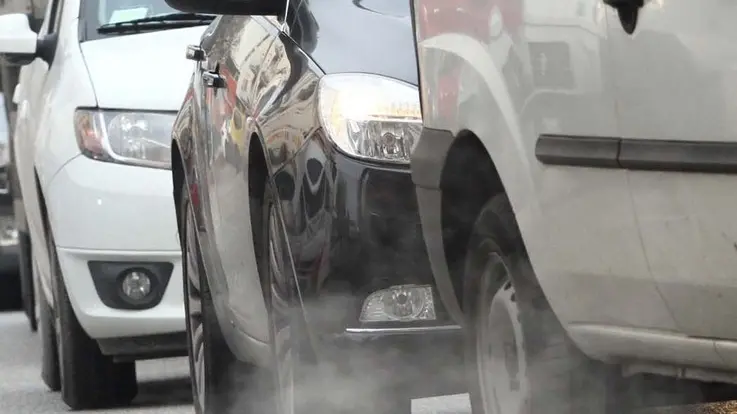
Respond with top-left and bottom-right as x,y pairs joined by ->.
0,1 -> 209,410
411,0 -> 737,413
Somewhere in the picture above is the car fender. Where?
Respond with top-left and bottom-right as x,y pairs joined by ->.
417,31 -> 542,232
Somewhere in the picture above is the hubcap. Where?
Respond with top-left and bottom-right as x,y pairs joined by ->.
185,209 -> 206,410
477,256 -> 529,414
267,205 -> 295,414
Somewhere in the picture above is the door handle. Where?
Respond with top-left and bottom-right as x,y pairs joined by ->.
202,70 -> 225,89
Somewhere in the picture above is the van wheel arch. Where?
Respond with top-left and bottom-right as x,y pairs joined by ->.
439,131 -> 528,310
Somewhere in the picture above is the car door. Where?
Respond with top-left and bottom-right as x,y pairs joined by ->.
605,0 -> 737,343
506,0 -> 684,333
202,15 -> 277,343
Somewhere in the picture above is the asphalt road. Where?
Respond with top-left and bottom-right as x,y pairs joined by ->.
3,308 -> 737,414
0,310 -> 473,414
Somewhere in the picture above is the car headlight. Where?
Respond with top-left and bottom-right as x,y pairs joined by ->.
318,73 -> 422,164
74,109 -> 176,169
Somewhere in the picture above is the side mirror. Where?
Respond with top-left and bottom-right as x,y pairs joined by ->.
164,0 -> 286,16
0,14 -> 38,64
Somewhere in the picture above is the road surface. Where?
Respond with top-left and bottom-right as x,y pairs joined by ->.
2,309 -> 737,414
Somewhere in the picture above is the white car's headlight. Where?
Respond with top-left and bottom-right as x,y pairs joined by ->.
74,109 -> 176,169
318,74 -> 422,164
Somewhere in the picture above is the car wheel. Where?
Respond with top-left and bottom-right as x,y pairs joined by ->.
46,225 -> 138,410
464,194 -> 624,414
463,194 -> 711,414
260,187 -> 297,414
180,183 -> 269,414
39,270 -> 60,392
19,229 -> 37,332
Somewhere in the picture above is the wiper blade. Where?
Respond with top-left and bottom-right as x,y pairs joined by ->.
97,12 -> 214,33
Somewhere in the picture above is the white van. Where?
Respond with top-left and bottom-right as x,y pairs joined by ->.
0,1 -> 208,410
410,0 -> 737,412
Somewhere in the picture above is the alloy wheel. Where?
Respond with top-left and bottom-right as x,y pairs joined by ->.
185,208 -> 207,411
476,256 -> 529,414
266,204 -> 295,414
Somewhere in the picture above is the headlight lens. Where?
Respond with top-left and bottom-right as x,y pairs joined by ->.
318,74 -> 422,164
74,109 -> 176,169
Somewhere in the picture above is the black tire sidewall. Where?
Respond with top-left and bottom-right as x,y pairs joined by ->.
39,275 -> 60,392
46,223 -> 137,409
180,186 -> 205,414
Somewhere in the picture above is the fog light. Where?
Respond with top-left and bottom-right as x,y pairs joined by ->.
120,270 -> 152,303
359,284 -> 436,323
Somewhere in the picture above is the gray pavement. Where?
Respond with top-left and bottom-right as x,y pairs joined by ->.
3,309 -> 737,414
0,311 -> 192,414
0,310 -> 472,414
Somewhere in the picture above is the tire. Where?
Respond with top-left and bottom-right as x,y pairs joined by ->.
19,229 -> 37,331
463,194 -> 623,414
47,226 -> 138,410
180,183 -> 269,414
463,194 -> 710,414
39,280 -> 60,392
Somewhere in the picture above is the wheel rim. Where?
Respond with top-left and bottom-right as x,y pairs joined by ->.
476,256 -> 529,414
185,208 -> 206,411
267,205 -> 295,414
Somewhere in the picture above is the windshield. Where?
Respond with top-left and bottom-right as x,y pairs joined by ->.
95,0 -> 178,26
80,0 -> 192,40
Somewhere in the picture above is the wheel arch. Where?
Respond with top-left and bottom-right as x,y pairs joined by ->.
33,167 -> 53,306
246,132 -> 269,293
440,130 -> 507,310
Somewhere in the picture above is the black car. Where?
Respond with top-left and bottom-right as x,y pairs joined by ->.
167,0 -> 462,412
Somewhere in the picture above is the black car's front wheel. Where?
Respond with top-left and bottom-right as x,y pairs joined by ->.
180,184 -> 271,414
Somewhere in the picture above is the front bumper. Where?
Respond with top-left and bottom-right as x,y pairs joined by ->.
283,143 -> 462,396
329,325 -> 464,398
46,156 -> 184,343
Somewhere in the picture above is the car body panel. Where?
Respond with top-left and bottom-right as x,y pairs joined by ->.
173,1 -> 459,378
12,0 -> 205,342
79,26 -> 203,110
410,0 -> 737,372
14,0 -> 97,306
604,1 -> 737,344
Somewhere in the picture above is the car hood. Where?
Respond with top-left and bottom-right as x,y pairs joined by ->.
80,26 -> 206,111
306,0 -> 417,85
